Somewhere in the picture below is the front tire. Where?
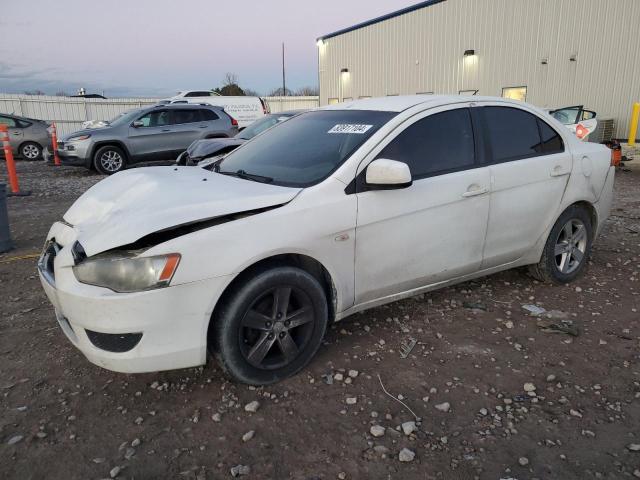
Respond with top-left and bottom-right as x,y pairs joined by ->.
529,205 -> 593,283
20,142 -> 42,160
211,267 -> 328,385
93,145 -> 126,175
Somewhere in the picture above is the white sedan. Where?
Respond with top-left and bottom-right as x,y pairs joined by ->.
38,95 -> 615,385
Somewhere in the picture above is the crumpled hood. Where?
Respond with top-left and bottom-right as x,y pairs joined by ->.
187,138 -> 245,159
64,166 -> 301,256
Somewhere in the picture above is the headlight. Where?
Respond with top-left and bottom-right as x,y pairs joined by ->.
73,252 -> 181,293
68,134 -> 91,142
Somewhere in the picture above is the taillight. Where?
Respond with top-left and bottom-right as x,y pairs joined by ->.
230,117 -> 238,127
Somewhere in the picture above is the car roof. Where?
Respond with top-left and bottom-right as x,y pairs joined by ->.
151,103 -> 224,111
321,95 -> 530,112
272,109 -> 308,117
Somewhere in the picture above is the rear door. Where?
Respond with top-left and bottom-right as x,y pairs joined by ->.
167,109 -> 211,155
0,115 -> 22,152
480,105 -> 571,267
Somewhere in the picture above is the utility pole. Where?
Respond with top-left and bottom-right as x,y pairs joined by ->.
282,42 -> 286,97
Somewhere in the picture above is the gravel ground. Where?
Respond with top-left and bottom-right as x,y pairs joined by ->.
1,160 -> 639,480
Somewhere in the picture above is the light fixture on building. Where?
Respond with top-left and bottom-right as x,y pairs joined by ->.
463,49 -> 475,57
341,68 -> 349,75
541,58 -> 548,65
570,53 -> 578,62
317,39 -> 324,47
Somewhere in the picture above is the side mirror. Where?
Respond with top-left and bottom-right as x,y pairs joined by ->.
365,158 -> 412,189
131,120 -> 144,128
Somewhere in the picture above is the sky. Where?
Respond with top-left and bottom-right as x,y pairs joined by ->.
0,0 -> 417,98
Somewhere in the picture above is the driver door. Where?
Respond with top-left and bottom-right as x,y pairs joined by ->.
354,105 -> 491,304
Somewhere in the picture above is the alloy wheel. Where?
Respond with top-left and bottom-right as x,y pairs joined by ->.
239,286 -> 315,370
554,219 -> 588,274
100,150 -> 123,172
22,144 -> 40,159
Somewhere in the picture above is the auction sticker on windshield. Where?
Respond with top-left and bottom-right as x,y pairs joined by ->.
328,124 -> 373,134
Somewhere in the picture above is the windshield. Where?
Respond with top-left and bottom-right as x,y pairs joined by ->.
108,109 -> 143,127
236,113 -> 293,140
219,110 -> 395,187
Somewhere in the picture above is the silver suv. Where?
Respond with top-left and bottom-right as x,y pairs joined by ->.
57,104 -> 239,174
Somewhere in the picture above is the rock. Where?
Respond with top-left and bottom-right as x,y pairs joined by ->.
505,320 -> 514,329
338,472 -> 347,480
398,448 -> 415,462
401,421 -> 417,435
134,416 -> 144,425
370,425 -> 385,437
244,401 -> 260,413
348,369 -> 359,378
373,445 -> 389,454
435,402 -> 451,412
479,408 -> 488,416
346,397 -> 357,405
242,430 -> 255,442
627,443 -> 640,452
334,373 -> 344,381
131,438 -> 141,447
523,383 -> 536,392
633,469 -> 640,478
230,465 -> 251,477
110,466 -> 121,478
546,374 -> 557,382
570,409 -> 582,418
92,458 -> 106,464
518,457 -> 529,466
124,447 -> 135,460
7,435 -> 23,445
212,413 -> 222,422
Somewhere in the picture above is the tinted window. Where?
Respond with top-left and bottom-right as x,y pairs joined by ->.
200,109 -> 219,121
137,110 -> 169,127
538,120 -> 564,154
0,116 -> 17,127
376,108 -> 475,178
16,119 -> 32,128
185,91 -> 212,97
171,109 -> 201,124
484,107 -> 542,162
219,110 -> 395,187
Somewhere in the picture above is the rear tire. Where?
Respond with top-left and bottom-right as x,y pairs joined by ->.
93,145 -> 126,175
529,205 -> 593,284
20,142 -> 42,160
210,267 -> 328,385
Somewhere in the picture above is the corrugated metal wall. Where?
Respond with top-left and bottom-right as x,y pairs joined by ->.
319,0 -> 640,137
0,95 -> 320,137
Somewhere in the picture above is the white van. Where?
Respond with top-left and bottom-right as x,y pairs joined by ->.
165,91 -> 269,128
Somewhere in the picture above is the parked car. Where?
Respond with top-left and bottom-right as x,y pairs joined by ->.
549,105 -> 598,140
0,114 -> 50,159
176,110 -> 306,166
38,95 -> 614,385
56,104 -> 238,174
163,91 -> 270,128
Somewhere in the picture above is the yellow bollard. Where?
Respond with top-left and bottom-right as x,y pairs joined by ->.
629,102 -> 640,146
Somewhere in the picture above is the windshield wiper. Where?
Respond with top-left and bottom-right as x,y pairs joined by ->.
217,169 -> 273,184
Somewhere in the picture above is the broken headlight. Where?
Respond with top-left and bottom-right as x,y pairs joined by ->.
72,252 -> 181,293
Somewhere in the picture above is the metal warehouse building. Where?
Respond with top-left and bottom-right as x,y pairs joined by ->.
317,0 -> 640,138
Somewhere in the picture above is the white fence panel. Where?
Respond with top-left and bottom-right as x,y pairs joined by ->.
0,94 -> 320,137
264,96 -> 319,113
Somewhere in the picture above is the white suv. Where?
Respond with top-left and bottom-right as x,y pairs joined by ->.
38,95 -> 615,385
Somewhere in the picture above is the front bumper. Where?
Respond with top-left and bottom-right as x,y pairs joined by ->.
56,141 -> 92,168
38,222 -> 232,373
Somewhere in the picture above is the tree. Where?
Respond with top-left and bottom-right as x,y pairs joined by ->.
23,89 -> 46,96
296,86 -> 319,96
268,87 -> 293,97
213,72 -> 246,96
55,91 -> 70,97
243,88 -> 260,97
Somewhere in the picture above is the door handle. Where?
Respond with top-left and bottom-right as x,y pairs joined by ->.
550,165 -> 569,177
12,131 -> 22,135
198,125 -> 207,128
161,129 -> 171,132
462,186 -> 489,198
